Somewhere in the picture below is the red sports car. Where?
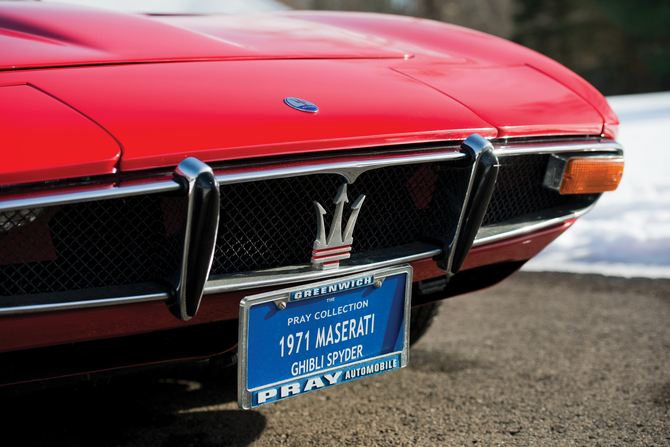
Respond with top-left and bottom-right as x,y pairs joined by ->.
0,2 -> 623,407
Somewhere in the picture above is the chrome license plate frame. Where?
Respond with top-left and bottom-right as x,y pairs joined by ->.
238,264 -> 412,409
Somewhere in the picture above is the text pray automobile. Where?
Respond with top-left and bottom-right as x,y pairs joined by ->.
0,2 -> 623,407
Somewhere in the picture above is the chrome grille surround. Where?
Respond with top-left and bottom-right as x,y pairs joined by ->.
0,138 -> 623,315
211,162 -> 472,276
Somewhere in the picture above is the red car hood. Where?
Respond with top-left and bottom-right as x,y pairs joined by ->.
0,3 -> 420,69
0,5 -> 616,185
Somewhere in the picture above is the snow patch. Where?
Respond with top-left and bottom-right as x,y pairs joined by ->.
523,91 -> 670,278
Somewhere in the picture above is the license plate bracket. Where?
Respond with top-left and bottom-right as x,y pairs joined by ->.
238,265 -> 412,409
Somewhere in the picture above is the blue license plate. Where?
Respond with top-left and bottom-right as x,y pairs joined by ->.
238,265 -> 412,409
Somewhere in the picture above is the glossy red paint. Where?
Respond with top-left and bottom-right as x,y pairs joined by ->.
152,14 -> 417,60
0,4 -> 411,70
0,3 -> 450,71
396,66 -> 603,137
0,222 -> 574,354
0,56 -> 610,177
0,5 -> 616,381
411,219 -> 576,282
287,11 -> 618,133
0,289 -> 242,355
462,220 -> 576,270
0,3 -> 235,70
411,258 -> 450,283
0,60 -> 496,177
603,123 -> 619,140
0,84 -> 120,185
0,6 -> 616,179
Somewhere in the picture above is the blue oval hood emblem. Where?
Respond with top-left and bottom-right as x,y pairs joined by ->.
284,97 -> 319,113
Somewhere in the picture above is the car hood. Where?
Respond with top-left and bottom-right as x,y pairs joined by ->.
0,58 -> 498,182
0,5 -> 615,185
0,3 -> 429,70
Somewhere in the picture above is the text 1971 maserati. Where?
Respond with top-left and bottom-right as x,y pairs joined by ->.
0,2 -> 623,407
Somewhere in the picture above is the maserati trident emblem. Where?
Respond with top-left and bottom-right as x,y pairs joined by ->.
284,97 -> 319,113
312,184 -> 365,270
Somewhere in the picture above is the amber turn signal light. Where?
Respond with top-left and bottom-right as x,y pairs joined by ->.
543,155 -> 624,194
559,157 -> 624,194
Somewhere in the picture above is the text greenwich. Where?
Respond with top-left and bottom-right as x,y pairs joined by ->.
290,276 -> 373,301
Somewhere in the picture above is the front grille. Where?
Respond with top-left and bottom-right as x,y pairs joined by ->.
482,154 -> 571,226
0,153 -> 579,298
212,163 -> 471,275
0,195 -> 185,296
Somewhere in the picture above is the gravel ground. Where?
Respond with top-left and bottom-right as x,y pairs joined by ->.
4,272 -> 670,446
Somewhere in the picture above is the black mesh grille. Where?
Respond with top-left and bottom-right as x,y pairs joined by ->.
211,163 -> 471,276
0,153 -> 579,298
0,195 -> 184,296
482,154 -> 572,226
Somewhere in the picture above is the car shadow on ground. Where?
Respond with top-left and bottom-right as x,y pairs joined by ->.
4,362 -> 265,447
4,349 -> 483,447
409,347 -> 484,374
652,380 -> 670,409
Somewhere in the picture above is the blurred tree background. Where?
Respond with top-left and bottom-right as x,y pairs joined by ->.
282,0 -> 670,95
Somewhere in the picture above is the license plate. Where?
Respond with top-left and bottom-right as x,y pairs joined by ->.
238,265 -> 412,409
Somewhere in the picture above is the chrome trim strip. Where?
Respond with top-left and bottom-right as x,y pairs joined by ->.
0,140 -> 618,213
493,140 -> 623,157
0,292 -> 168,316
0,181 -> 181,213
473,202 -> 597,246
215,150 -> 467,184
0,149 -> 467,213
204,244 -> 441,295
